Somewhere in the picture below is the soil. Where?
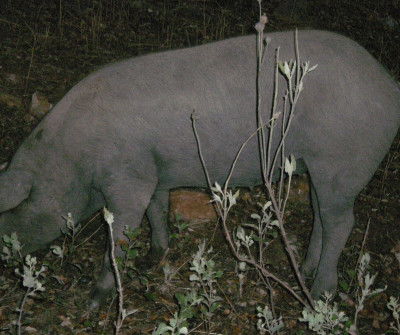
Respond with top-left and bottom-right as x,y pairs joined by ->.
0,0 -> 400,334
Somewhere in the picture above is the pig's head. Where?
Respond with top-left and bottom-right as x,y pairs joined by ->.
0,166 -> 64,253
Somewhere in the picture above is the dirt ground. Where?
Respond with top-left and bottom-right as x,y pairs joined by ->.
0,0 -> 400,334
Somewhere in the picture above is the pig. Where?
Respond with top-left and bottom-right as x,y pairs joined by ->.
0,30 -> 399,309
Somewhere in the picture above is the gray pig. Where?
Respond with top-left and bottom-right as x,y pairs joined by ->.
0,30 -> 399,309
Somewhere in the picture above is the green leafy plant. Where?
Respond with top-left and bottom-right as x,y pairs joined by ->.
300,252 -> 386,334
117,224 -> 153,292
153,291 -> 202,335
51,212 -> 81,263
14,255 -> 47,335
1,232 -> 23,266
189,240 -> 223,329
154,241 -> 223,334
170,215 -> 190,250
50,244 -> 66,265
159,261 -> 181,294
62,212 -> 81,251
353,253 -> 386,328
387,296 -> 400,334
299,292 -> 355,335
118,225 -> 141,279
256,305 -> 284,334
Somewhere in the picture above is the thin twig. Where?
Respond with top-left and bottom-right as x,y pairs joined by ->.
191,110 -> 212,190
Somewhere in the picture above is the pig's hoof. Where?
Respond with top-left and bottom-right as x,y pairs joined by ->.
149,245 -> 167,263
310,287 -> 335,301
88,286 -> 112,310
136,251 -> 164,271
310,278 -> 337,300
299,262 -> 317,280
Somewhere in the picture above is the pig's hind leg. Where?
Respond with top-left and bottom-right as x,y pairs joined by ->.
303,159 -> 361,299
146,188 -> 170,261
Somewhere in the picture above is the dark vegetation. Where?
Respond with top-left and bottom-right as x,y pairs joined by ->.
0,0 -> 399,334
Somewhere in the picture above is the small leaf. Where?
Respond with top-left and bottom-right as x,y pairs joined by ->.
189,274 -> 199,282
339,280 -> 349,291
103,207 -> 114,225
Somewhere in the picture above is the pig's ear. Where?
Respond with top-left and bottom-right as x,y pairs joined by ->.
0,169 -> 33,212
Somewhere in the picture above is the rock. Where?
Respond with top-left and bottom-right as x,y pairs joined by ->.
30,91 -> 52,119
170,189 -> 217,222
